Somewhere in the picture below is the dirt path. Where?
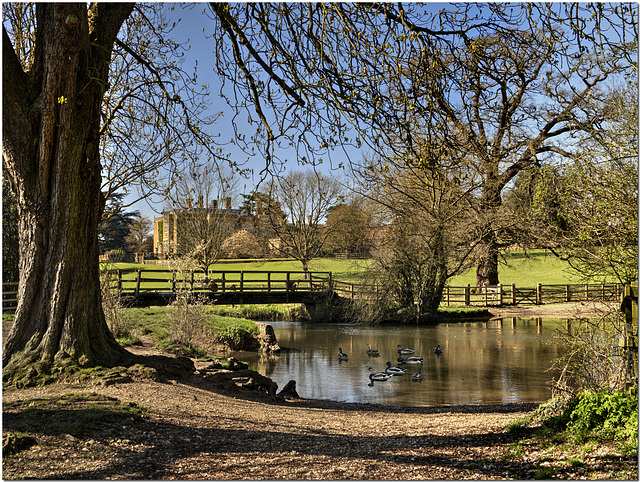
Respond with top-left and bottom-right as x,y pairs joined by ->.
3,301 -> 635,479
487,301 -> 617,320
2,373 -> 542,480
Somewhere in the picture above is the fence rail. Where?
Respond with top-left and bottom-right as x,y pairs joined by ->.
2,281 -> 18,313
332,281 -> 624,307
2,275 -> 625,312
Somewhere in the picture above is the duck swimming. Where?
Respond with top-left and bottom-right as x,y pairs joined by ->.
338,347 -> 349,361
365,344 -> 380,357
398,355 -> 424,365
385,361 -> 406,375
434,345 -> 443,355
412,368 -> 424,381
397,344 -> 416,355
366,367 -> 393,382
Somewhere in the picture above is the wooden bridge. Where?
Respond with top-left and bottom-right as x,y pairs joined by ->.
105,269 -> 334,307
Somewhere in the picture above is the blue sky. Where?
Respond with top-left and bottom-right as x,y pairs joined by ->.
126,3 -> 358,221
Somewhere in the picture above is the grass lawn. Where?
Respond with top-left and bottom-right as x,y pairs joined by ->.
449,249 -> 584,286
105,249 -> 583,288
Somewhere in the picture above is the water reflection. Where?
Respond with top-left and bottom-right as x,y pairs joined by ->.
234,318 -> 569,407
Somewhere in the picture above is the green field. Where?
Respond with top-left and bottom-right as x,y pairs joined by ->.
104,249 -> 584,288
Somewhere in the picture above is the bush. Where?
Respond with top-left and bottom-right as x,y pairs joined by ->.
216,325 -> 254,350
535,390 -> 638,448
567,390 -> 638,444
168,292 -> 210,349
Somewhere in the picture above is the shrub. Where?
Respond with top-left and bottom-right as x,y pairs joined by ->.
216,325 -> 254,350
100,266 -> 133,339
168,292 -> 209,349
567,390 -> 638,444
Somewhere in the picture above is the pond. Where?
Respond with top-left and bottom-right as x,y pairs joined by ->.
234,318 -> 571,407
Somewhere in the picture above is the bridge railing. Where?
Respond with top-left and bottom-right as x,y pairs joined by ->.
101,269 -> 332,296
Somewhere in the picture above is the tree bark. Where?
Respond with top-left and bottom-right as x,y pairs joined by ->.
475,181 -> 502,287
2,4 -> 135,382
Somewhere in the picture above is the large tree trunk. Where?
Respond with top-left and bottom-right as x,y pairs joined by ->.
475,232 -> 500,287
475,180 -> 502,287
2,4 -> 135,382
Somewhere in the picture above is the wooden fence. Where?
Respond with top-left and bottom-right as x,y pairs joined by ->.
2,281 -> 18,313
333,281 -> 625,307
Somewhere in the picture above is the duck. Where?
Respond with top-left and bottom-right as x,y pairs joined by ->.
412,368 -> 424,381
366,367 -> 393,382
397,344 -> 416,356
338,347 -> 349,361
398,355 -> 424,365
434,344 -> 443,355
385,361 -> 406,375
365,344 -> 380,357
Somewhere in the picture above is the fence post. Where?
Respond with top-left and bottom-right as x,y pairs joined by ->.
171,271 -> 176,293
565,284 -> 571,302
221,272 -> 226,292
446,287 -> 450,306
286,272 -> 291,293
190,271 -> 195,291
350,283 -> 355,300
511,283 -> 516,305
464,284 -> 470,306
240,271 -> 244,292
135,270 -> 142,295
117,270 -> 122,292
536,282 -> 542,305
584,283 -> 589,300
602,282 -> 605,301
497,283 -> 503,307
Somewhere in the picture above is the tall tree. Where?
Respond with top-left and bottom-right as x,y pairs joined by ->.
125,216 -> 153,254
98,193 -> 140,254
213,3 -> 637,286
324,200 -> 372,257
3,3 -> 136,379
2,3 -> 215,381
354,149 -> 478,319
529,81 -> 638,284
163,164 -> 239,275
263,170 -> 342,275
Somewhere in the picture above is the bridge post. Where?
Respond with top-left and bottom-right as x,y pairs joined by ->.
511,283 -> 516,305
464,284 -> 470,306
536,283 -> 542,305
